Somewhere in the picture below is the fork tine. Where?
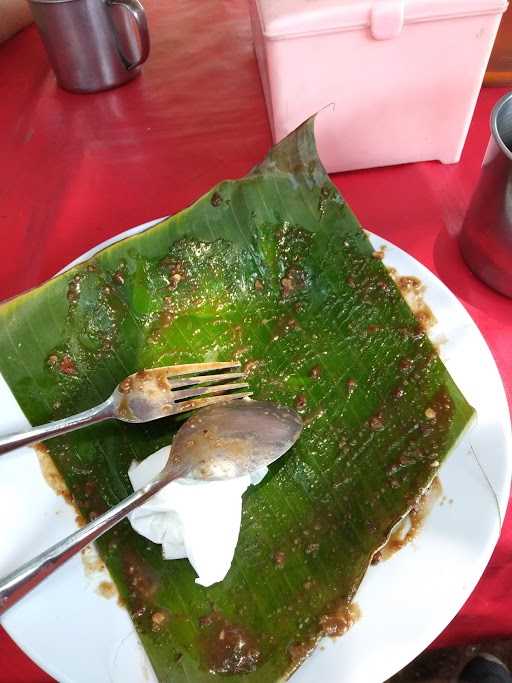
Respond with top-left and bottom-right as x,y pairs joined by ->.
173,391 -> 253,415
170,372 -> 245,389
173,382 -> 249,402
158,362 -> 241,379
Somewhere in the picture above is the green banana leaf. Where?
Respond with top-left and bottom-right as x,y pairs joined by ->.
0,121 -> 473,681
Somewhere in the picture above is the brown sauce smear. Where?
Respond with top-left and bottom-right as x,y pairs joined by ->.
58,354 -> 77,375
280,267 -> 305,297
287,602 -> 360,674
120,549 -> 159,624
387,269 -> 437,333
34,443 -> 73,505
35,445 -> 112,578
199,611 -> 261,674
96,580 -> 117,600
319,602 -> 361,637
288,639 -> 316,672
81,546 -> 106,575
372,477 -> 443,563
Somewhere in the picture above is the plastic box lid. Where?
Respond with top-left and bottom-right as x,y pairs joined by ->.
254,0 -> 508,40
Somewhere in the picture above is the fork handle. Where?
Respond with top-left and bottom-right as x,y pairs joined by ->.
0,470 -> 180,615
0,398 -> 114,456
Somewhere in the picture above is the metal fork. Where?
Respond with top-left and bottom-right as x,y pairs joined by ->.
0,362 -> 250,455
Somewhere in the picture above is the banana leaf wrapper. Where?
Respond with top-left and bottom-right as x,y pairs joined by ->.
0,121 -> 473,681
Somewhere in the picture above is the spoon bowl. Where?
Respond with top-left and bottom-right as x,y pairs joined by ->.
168,399 -> 303,480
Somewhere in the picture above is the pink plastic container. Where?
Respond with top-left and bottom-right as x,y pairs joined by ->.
249,0 -> 508,172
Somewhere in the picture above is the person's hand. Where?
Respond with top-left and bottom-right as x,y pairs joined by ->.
0,0 -> 33,44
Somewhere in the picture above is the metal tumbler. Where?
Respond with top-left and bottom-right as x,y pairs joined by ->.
459,92 -> 512,298
28,0 -> 150,93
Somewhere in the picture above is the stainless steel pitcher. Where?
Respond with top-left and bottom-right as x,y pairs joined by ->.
459,91 -> 512,298
28,0 -> 150,93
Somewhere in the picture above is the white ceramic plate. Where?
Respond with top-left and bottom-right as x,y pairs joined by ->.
0,220 -> 510,683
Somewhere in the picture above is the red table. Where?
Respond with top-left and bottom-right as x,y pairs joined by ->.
1,2 -> 511,681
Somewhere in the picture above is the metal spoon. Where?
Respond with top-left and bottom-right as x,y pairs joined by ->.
0,399 -> 302,615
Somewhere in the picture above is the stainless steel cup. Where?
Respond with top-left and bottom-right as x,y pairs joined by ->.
28,0 -> 150,93
459,92 -> 512,298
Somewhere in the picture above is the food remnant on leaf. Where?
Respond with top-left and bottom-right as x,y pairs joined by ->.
319,602 -> 361,637
280,268 -> 305,297
112,271 -> 125,286
346,378 -> 358,395
274,551 -> 286,567
67,276 -> 81,303
425,408 -> 437,420
169,273 -> 183,289
369,413 -> 385,431
199,613 -> 216,628
372,477 -> 443,564
309,365 -> 321,380
199,611 -> 261,674
210,191 -> 223,207
34,443 -> 73,505
59,354 -> 76,375
151,610 -> 169,631
399,358 -> 413,372
391,273 -> 437,332
159,311 -> 174,328
303,408 -> 325,427
288,639 -> 316,672
397,276 -> 420,290
295,394 -> 307,411
120,550 -> 160,625
243,359 -> 260,374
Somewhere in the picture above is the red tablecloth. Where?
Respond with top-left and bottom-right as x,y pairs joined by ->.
1,1 -> 511,681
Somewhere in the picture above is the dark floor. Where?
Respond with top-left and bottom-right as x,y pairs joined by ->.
388,640 -> 512,682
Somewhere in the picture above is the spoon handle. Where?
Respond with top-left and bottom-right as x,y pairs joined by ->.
0,472 -> 176,615
0,399 -> 114,456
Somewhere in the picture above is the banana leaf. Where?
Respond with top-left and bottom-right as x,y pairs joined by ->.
0,121 -> 473,681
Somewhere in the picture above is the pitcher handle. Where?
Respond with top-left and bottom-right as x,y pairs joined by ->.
107,0 -> 150,70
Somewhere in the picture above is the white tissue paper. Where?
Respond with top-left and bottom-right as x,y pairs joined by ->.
128,446 -> 267,587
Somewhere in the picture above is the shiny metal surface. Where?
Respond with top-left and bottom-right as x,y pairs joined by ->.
0,362 -> 250,455
171,399 -> 303,480
28,0 -> 150,93
460,91 -> 512,298
0,399 -> 302,615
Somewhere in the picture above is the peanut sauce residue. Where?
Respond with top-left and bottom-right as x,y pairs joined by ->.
81,545 -> 106,575
35,444 -> 118,600
34,443 -> 73,505
35,443 -> 86,526
97,580 -> 117,600
387,268 -> 437,333
286,480 -> 442,673
198,610 -> 261,674
372,477 -> 443,564
287,602 -> 361,674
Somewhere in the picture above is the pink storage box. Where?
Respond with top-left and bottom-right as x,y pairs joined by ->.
249,0 -> 508,172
